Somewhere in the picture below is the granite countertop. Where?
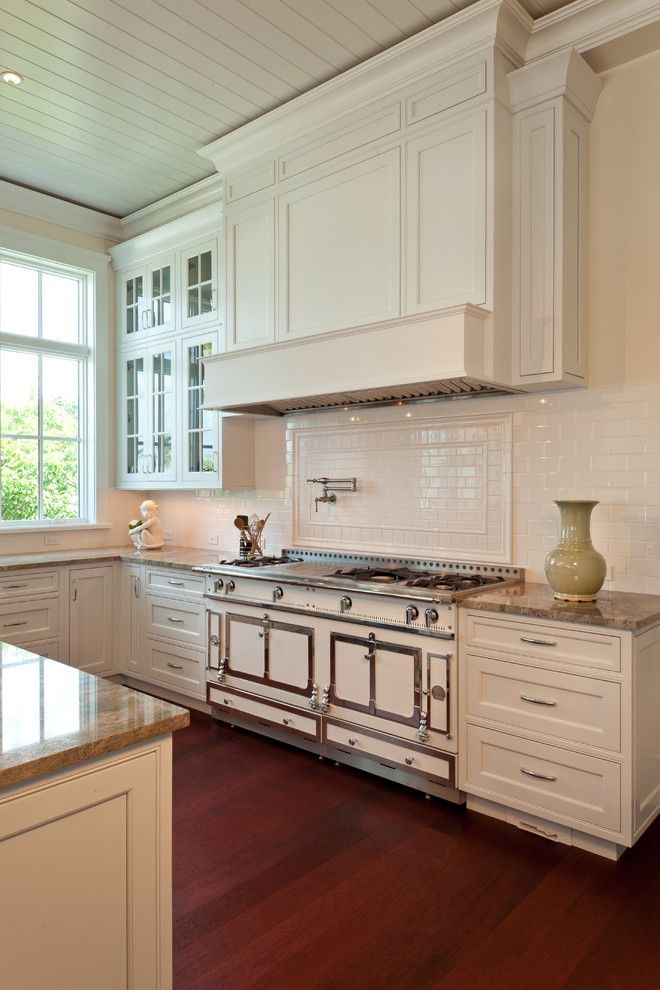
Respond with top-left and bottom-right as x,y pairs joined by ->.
0,643 -> 190,790
0,545 -> 233,572
462,581 -> 660,632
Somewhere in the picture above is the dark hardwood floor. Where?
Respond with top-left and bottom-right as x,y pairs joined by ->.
173,711 -> 660,989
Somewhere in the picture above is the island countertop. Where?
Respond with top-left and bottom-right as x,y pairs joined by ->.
461,581 -> 660,632
0,643 -> 190,790
0,545 -> 232,572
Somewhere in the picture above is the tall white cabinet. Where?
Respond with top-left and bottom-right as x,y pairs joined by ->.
111,205 -> 254,491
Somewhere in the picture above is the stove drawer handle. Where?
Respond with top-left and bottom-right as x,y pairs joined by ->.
348,737 -> 358,747
520,693 -> 558,708
520,637 -> 557,648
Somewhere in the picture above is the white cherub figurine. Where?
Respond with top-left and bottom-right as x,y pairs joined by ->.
128,499 -> 164,551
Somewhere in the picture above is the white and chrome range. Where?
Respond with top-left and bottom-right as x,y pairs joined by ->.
198,551 -> 523,803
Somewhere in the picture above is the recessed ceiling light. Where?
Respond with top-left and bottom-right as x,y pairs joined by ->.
1,70 -> 23,86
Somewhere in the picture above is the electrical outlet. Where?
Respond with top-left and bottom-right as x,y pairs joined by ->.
44,533 -> 61,546
207,534 -> 218,546
163,530 -> 174,543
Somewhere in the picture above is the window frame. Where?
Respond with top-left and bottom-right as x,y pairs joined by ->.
0,232 -> 106,531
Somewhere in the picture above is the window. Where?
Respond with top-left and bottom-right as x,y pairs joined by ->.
0,252 -> 94,526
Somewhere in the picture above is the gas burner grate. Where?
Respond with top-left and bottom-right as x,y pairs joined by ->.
332,566 -> 420,584
405,573 -> 506,591
220,554 -> 301,568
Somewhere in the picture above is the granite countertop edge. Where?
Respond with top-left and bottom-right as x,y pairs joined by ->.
0,708 -> 190,791
0,546 -> 228,572
461,582 -> 660,632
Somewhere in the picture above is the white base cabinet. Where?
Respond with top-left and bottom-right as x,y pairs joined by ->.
459,609 -> 660,859
69,565 -> 115,676
0,736 -> 174,990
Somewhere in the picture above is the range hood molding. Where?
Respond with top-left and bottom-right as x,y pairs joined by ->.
203,305 -> 516,416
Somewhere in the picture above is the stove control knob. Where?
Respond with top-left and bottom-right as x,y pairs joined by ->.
213,578 -> 224,594
340,595 -> 352,614
424,607 -> 439,628
273,585 -> 284,602
225,580 -> 236,594
405,605 -> 419,625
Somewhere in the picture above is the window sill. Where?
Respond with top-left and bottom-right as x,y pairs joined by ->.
0,523 -> 113,535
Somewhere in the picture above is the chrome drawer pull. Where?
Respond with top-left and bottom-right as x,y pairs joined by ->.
167,616 -> 184,623
283,718 -> 292,726
348,737 -> 358,746
520,637 -> 557,648
3,620 -> 27,627
5,583 -> 28,590
168,580 -> 185,587
520,766 -> 557,782
404,756 -> 414,766
166,661 -> 184,670
520,693 -> 558,708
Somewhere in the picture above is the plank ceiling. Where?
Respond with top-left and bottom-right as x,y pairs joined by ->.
0,0 -> 575,218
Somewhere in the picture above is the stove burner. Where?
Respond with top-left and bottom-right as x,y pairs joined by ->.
332,566 -> 419,584
221,554 -> 300,568
405,572 -> 505,591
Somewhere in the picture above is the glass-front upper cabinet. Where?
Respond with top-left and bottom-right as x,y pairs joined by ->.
181,331 -> 219,486
149,347 -> 176,483
121,352 -> 147,484
120,269 -> 147,341
119,254 -> 175,341
181,239 -> 217,329
146,256 -> 175,334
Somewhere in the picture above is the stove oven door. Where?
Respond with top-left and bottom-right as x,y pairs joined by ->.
222,609 -> 314,699
330,632 -> 421,728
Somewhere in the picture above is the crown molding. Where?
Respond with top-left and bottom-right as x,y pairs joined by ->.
109,200 -> 222,269
526,0 -> 660,62
508,47 -> 603,120
199,0 -> 532,174
119,174 -> 223,241
0,179 -> 123,244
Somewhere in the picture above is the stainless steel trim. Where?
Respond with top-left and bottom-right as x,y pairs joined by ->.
520,766 -> 557,782
520,637 -> 557,648
520,694 -> 558,708
203,593 -> 455,639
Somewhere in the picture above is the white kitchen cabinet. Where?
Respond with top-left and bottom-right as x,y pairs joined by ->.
180,330 -> 219,486
225,197 -> 275,350
508,49 -> 602,389
1,736 -> 174,990
119,350 -> 148,485
119,253 -> 175,343
278,149 -> 401,340
120,563 -> 144,678
459,608 -> 660,860
69,565 -> 114,676
118,343 -> 176,488
180,238 -> 218,329
405,111 -> 487,314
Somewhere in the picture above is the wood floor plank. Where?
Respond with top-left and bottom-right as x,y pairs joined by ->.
172,711 -> 660,990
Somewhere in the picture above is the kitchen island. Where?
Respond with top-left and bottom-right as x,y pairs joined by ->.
0,642 -> 189,990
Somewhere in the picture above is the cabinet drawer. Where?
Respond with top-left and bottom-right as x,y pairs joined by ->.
22,639 -> 62,662
466,724 -> 621,832
324,720 -> 454,788
466,655 -> 621,752
0,598 -> 59,644
464,612 -> 621,672
145,568 -> 205,599
0,569 -> 59,600
208,687 -> 320,741
146,595 -> 205,647
145,641 -> 204,698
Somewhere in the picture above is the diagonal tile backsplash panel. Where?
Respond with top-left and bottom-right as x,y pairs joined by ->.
292,413 -> 512,561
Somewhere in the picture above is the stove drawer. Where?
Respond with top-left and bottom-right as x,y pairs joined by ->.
464,612 -> 621,673
466,654 -> 621,752
465,724 -> 621,833
208,686 -> 320,741
324,719 -> 454,788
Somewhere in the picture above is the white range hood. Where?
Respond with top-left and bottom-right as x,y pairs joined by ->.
203,305 -> 514,416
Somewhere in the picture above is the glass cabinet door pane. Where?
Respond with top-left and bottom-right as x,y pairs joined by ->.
126,356 -> 145,475
185,340 -> 214,475
151,264 -> 172,328
185,248 -> 214,320
151,350 -> 173,475
125,276 -> 144,335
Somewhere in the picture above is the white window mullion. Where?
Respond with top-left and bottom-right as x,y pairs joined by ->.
37,354 -> 43,522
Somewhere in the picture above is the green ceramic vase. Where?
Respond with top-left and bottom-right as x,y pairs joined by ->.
544,500 -> 606,602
